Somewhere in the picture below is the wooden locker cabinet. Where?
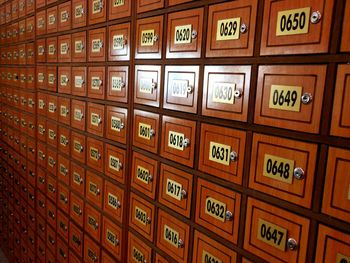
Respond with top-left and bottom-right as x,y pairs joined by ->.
315,225 -> 350,262
260,0 -> 334,55
206,0 -> 257,57
244,198 -> 310,263
131,151 -> 158,200
135,15 -> 163,59
192,230 -> 237,262
163,65 -> 199,113
158,163 -> 193,218
195,178 -> 241,244
166,8 -> 204,58
129,192 -> 155,241
249,133 -> 318,208
254,65 -> 326,133
322,147 -> 350,222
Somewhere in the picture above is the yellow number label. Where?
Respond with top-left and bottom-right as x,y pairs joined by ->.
209,142 -> 231,166
113,35 -> 124,50
138,123 -> 151,140
141,30 -> 154,46
166,179 -> 182,201
257,219 -> 287,251
137,166 -> 150,184
336,253 -> 350,263
111,76 -> 123,91
89,182 -> 99,195
174,24 -> 192,44
216,18 -> 240,41
108,193 -> 120,209
168,131 -> 185,151
171,79 -> 189,98
134,206 -> 148,226
109,155 -> 121,171
111,116 -> 122,131
90,113 -> 100,126
269,85 -> 302,112
106,229 -> 117,246
114,0 -> 124,7
263,154 -> 294,184
205,197 -> 226,222
139,78 -> 153,94
89,147 -> 100,161
212,82 -> 236,104
348,185 -> 350,200
276,7 -> 310,36
202,250 -> 222,263
132,247 -> 145,263
164,225 -> 179,247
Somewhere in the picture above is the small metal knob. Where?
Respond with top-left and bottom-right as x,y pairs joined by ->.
301,93 -> 312,104
149,129 -> 155,137
225,211 -> 233,221
183,138 -> 190,148
191,30 -> 197,39
287,238 -> 298,251
310,11 -> 322,24
293,167 -> 304,180
180,189 -> 187,199
240,23 -> 248,33
178,239 -> 184,248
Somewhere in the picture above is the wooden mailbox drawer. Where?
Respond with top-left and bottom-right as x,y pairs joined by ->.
72,31 -> 86,62
86,170 -> 103,209
109,0 -> 131,20
36,66 -> 46,89
26,16 -> 35,40
131,151 -> 158,200
322,147 -> 350,222
47,66 -> 57,92
37,92 -> 46,117
58,96 -> 70,125
260,0 -> 334,55
70,161 -> 85,196
341,0 -> 350,52
161,116 -> 196,167
58,126 -> 70,154
195,178 -> 241,244
57,237 -> 68,262
70,221 -> 83,257
47,94 -> 58,121
103,180 -> 124,223
192,230 -> 237,262
46,199 -> 56,229
72,0 -> 86,29
157,209 -> 190,263
104,143 -> 125,184
87,137 -> 104,172
127,232 -> 152,263
163,65 -> 199,113
101,216 -> 122,261
36,10 -> 46,36
166,8 -> 204,58
46,121 -> 57,148
199,123 -> 246,184
88,28 -> 106,62
106,106 -> 127,144
135,15 -> 163,59
134,65 -> 161,107
72,67 -> 87,96
84,235 -> 100,263
71,99 -> 86,130
46,6 -> 57,33
57,183 -> 69,212
46,173 -> 57,202
87,102 -> 104,137
70,192 -> 84,228
57,210 -> 69,239
206,0 -> 257,58
244,198 -> 310,262
71,131 -> 86,164
58,1 -> 71,32
107,66 -> 128,103
137,0 -> 164,13
129,192 -> 155,241
158,163 -> 192,218
254,65 -> 326,133
331,65 -> 350,138
202,65 -> 251,121
315,225 -> 350,263
58,67 -> 72,94
58,34 -> 71,63
37,117 -> 46,142
85,203 -> 101,242
108,23 -> 130,61
88,0 -> 106,25
250,133 -> 317,208
88,67 -> 105,99
133,110 -> 159,154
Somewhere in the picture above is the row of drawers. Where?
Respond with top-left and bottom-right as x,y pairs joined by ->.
3,63 -> 350,136
0,17 -> 34,45
1,167 -> 350,263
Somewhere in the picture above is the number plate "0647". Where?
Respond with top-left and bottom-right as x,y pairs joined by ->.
257,218 -> 287,251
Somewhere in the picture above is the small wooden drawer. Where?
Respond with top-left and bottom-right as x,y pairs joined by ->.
107,66 -> 128,103
103,180 -> 124,223
84,203 -> 101,242
101,216 -> 122,261
131,151 -> 158,200
158,163 -> 192,218
86,170 -> 103,209
160,115 -> 196,167
195,178 -> 241,244
70,161 -> 85,196
106,106 -> 127,144
104,143 -> 125,184
70,192 -> 84,228
127,232 -> 152,263
156,209 -> 190,263
244,197 -> 310,262
87,137 -> 104,172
